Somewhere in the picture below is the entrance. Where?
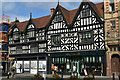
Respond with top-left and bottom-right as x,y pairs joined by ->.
111,54 -> 120,76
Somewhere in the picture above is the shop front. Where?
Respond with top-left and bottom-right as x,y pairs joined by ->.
10,53 -> 48,74
50,51 -> 106,76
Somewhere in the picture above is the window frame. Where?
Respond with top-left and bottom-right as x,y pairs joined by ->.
51,34 -> 61,47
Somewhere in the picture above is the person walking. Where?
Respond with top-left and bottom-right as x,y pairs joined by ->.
51,64 -> 55,75
20,64 -> 22,73
73,65 -> 76,76
54,66 -> 57,75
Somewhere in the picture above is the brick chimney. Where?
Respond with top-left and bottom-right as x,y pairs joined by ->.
50,8 -> 55,16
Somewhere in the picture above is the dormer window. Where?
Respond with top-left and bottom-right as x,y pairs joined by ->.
13,34 -> 20,40
27,30 -> 35,38
13,28 -> 20,40
27,24 -> 35,38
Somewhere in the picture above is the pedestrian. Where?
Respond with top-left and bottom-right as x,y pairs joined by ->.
20,64 -> 22,73
73,65 -> 76,76
51,64 -> 55,75
12,67 -> 16,78
54,66 -> 57,75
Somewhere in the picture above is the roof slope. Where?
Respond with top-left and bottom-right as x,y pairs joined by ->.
9,1 -> 104,33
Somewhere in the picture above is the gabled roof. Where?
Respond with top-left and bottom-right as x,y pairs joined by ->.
9,1 -> 104,34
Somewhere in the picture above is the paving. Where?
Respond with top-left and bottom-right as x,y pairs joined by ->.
0,73 -> 119,80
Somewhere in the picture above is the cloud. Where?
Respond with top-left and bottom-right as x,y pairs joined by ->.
10,15 -> 29,22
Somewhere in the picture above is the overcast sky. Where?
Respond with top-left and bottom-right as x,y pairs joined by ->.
1,0 -> 103,22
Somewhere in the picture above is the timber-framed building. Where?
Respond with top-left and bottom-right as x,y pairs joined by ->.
8,0 -> 106,75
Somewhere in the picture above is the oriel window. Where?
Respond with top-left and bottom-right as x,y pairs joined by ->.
52,34 -> 61,46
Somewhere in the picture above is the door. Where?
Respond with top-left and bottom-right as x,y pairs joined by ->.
111,54 -> 119,76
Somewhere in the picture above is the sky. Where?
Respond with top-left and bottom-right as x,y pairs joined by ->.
1,0 -> 103,22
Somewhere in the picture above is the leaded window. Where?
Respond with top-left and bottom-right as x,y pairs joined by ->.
13,34 -> 20,40
79,31 -> 93,44
27,30 -> 35,38
30,43 -> 38,53
52,34 -> 61,46
16,46 -> 22,54
82,9 -> 90,17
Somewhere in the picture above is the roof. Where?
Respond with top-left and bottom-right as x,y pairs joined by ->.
9,1 -> 104,34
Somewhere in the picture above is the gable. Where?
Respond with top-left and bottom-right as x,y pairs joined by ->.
48,5 -> 68,30
72,1 -> 103,27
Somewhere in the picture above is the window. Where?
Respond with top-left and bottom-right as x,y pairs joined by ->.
109,0 -> 114,3
110,21 -> 116,30
30,44 -> 38,53
118,47 -> 120,51
110,48 -> 112,51
27,31 -> 35,38
52,34 -> 61,46
82,9 -> 90,17
114,47 -> 116,51
109,3 -> 115,11
79,31 -> 93,44
13,34 -> 20,40
16,46 -> 22,54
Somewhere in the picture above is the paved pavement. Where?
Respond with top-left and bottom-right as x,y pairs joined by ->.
0,73 -> 119,80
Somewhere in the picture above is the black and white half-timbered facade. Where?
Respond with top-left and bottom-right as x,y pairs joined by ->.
8,1 -> 106,75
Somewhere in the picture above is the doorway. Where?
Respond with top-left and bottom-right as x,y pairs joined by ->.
111,54 -> 120,76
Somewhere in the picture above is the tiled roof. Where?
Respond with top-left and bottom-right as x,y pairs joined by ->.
9,1 -> 104,33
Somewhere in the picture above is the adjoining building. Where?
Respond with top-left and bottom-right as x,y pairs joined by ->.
104,0 -> 120,76
8,0 -> 106,75
0,14 -> 10,73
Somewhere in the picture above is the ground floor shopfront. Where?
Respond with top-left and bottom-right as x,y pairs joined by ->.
9,50 -> 106,76
50,50 -> 106,76
9,53 -> 49,74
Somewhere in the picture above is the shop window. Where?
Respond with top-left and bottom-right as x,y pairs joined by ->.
110,21 -> 116,30
52,34 -> 61,47
99,57 -> 102,62
93,57 -> 95,63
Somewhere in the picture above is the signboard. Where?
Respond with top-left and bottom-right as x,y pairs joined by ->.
24,61 -> 29,71
30,61 -> 37,74
16,61 -> 22,73
39,61 -> 46,71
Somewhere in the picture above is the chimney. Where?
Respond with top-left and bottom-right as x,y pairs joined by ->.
50,8 -> 55,16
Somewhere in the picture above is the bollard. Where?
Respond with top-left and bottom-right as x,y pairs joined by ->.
113,73 -> 115,80
118,74 -> 120,80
